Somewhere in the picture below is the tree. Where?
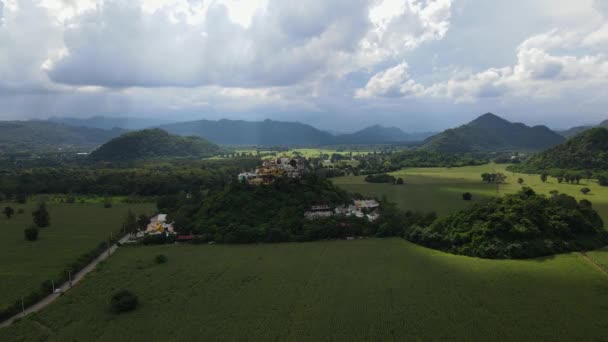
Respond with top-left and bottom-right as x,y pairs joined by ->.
462,192 -> 472,201
32,202 -> 50,228
121,210 -> 138,234
16,193 -> 27,204
155,254 -> 168,264
599,175 -> 608,186
3,206 -> 15,219
137,214 -> 151,231
24,226 -> 39,241
557,176 -> 564,184
581,187 -> 591,195
395,178 -> 404,185
549,190 -> 559,197
517,178 -> 524,185
103,198 -> 113,209
110,290 -> 139,313
540,173 -> 548,183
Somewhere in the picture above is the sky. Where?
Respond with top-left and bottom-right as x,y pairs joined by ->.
0,0 -> 607,132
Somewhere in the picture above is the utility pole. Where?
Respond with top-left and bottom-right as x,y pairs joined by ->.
69,271 -> 72,288
51,280 -> 55,293
21,297 -> 25,317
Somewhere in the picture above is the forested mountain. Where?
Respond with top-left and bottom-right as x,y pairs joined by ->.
559,119 -> 608,138
513,127 -> 608,172
335,125 -> 422,144
421,113 -> 565,152
161,119 -> 335,146
0,121 -> 123,153
90,129 -> 220,161
49,116 -> 174,130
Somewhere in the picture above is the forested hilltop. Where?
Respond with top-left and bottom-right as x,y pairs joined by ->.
90,129 -> 220,161
421,113 -> 565,153
511,127 -> 608,174
0,121 -> 123,153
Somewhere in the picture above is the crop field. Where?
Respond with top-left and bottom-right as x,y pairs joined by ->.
2,238 -> 608,341
333,164 -> 608,222
0,201 -> 154,312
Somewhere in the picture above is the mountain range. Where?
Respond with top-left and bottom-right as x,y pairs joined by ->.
558,120 -> 608,138
420,113 -> 566,152
0,120 -> 124,153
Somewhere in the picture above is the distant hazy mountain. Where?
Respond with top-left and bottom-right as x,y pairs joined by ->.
421,113 -> 565,152
515,127 -> 608,172
90,129 -> 219,161
559,119 -> 608,138
0,121 -> 123,153
49,116 -> 175,130
161,119 -> 335,146
335,125 -> 411,144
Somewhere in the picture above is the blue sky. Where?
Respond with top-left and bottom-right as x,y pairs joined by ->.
0,0 -> 607,131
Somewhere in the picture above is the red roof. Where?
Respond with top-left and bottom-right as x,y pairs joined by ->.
176,235 -> 195,241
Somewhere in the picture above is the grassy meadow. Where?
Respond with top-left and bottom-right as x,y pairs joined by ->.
333,164 -> 608,222
2,238 -> 608,341
0,200 -> 154,312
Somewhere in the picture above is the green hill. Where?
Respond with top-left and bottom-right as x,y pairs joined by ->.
421,113 -> 565,152
0,121 -> 123,153
513,127 -> 608,172
90,129 -> 220,161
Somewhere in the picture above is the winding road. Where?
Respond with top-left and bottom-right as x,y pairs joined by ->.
0,234 -> 131,329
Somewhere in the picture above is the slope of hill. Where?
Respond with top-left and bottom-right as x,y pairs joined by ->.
0,121 -> 123,153
90,129 -> 220,161
559,119 -> 608,138
49,116 -> 174,130
161,119 -> 335,146
512,127 -> 608,172
335,125 -> 411,144
421,113 -> 565,152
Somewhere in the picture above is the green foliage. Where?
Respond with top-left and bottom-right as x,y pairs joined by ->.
121,210 -> 138,234
24,226 -> 39,241
481,172 -> 507,184
110,290 -> 139,313
407,188 -> 607,259
90,129 -> 220,162
155,254 -> 168,264
511,128 -> 608,174
32,202 -> 50,228
581,187 -> 591,195
3,206 -> 15,219
462,192 -> 472,201
364,173 -> 396,184
387,150 -> 488,169
421,113 -> 564,153
540,173 -> 548,183
395,177 -> 404,185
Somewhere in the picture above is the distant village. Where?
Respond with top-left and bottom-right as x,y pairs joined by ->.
305,200 -> 380,222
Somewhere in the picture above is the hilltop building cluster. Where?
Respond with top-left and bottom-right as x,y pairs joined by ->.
305,199 -> 380,222
239,157 -> 306,184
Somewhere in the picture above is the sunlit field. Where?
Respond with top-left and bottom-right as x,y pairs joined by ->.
0,201 -> 154,312
333,164 -> 608,223
2,239 -> 608,341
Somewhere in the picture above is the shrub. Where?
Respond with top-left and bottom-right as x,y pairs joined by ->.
462,192 -> 472,201
24,226 -> 39,241
581,187 -> 591,195
395,178 -> 404,185
32,202 -> 50,228
364,173 -> 396,184
155,254 -> 168,264
110,290 -> 139,313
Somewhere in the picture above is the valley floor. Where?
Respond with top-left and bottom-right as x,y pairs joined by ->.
2,238 -> 608,341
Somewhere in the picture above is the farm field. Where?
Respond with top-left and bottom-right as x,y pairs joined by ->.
333,164 -> 608,222
0,201 -> 154,312
2,238 -> 608,341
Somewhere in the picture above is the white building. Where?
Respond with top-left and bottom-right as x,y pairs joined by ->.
146,214 -> 175,235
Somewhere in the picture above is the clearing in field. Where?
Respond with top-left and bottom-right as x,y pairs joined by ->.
2,238 -> 608,341
0,201 -> 154,312
333,164 -> 608,222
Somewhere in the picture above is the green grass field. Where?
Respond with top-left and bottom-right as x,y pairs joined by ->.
2,238 -> 608,341
0,201 -> 154,312
333,164 -> 608,222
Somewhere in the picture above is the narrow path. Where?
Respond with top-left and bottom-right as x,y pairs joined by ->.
579,251 -> 608,276
0,234 -> 131,329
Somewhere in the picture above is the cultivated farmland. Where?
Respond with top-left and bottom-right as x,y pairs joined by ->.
333,164 -> 608,222
2,238 -> 608,341
0,200 -> 154,312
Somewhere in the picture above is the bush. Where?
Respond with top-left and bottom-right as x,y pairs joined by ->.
110,290 -> 139,313
155,254 -> 168,264
581,187 -> 591,195
364,173 -> 396,184
24,226 -> 39,241
462,192 -> 472,201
